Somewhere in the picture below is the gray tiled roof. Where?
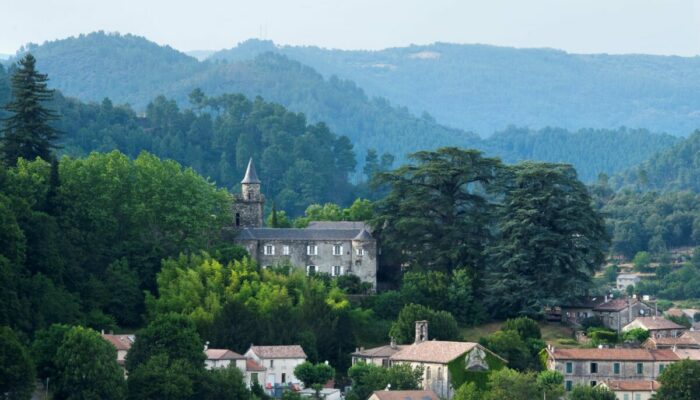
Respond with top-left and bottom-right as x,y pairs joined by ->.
238,228 -> 372,241
307,221 -> 369,230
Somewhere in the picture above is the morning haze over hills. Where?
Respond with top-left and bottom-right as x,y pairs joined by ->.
4,32 -> 692,182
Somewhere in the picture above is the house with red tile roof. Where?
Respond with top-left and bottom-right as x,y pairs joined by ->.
369,390 -> 440,400
597,380 -> 660,400
244,345 -> 307,388
623,317 -> 687,339
544,346 -> 679,392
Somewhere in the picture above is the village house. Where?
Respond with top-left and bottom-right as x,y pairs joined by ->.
643,330 -> 700,349
561,296 -> 653,332
616,274 -> 641,291
101,332 -> 134,367
204,347 -> 246,370
368,390 -> 440,400
231,159 -> 378,289
356,321 -> 505,399
544,347 -> 679,390
244,345 -> 307,388
351,338 -> 406,367
623,317 -> 687,339
666,307 -> 700,330
101,333 -> 269,387
597,380 -> 660,400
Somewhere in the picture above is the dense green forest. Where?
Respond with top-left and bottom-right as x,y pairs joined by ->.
613,130 -> 700,192
6,32 -> 681,182
211,39 -> 700,136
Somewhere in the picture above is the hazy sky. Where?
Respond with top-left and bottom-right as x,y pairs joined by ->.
2,0 -> 700,56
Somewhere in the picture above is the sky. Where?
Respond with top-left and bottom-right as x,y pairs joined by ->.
2,0 -> 700,56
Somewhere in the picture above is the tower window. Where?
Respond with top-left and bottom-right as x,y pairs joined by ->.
235,213 -> 241,227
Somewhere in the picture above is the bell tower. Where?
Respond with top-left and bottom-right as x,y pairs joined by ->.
415,320 -> 428,343
233,158 -> 264,228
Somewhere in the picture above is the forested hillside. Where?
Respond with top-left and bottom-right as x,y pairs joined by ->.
613,130 -> 700,192
211,39 -> 700,136
8,32 -> 681,182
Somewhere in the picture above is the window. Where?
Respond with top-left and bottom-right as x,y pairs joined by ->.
270,360 -> 274,368
306,265 -> 317,275
331,265 -> 343,276
565,381 -> 572,391
282,245 -> 290,255
590,362 -> 598,374
235,213 -> 241,227
307,245 -> 318,256
613,363 -> 620,374
565,362 -> 573,374
281,373 -> 286,383
635,394 -> 641,400
590,381 -> 597,387
264,245 -> 275,255
623,394 -> 629,400
251,373 -> 258,384
382,359 -> 389,368
333,245 -> 343,255
356,247 -> 365,256
637,363 -> 643,374
437,367 -> 443,381
659,364 -> 665,374
426,366 -> 431,379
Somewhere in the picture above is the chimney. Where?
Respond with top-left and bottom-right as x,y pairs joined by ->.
415,320 -> 428,343
604,295 -> 608,303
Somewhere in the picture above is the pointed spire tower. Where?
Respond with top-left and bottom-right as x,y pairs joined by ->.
233,158 -> 265,228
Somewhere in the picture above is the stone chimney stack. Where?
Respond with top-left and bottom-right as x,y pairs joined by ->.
415,320 -> 428,344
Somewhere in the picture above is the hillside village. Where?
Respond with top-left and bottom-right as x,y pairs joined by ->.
5,5 -> 700,400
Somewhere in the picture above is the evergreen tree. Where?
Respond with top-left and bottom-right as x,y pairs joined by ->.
1,53 -> 59,165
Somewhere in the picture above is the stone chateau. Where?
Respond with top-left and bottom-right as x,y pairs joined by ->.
231,159 -> 377,288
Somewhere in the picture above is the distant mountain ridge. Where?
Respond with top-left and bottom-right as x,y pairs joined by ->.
4,32 -> 682,181
210,39 -> 700,136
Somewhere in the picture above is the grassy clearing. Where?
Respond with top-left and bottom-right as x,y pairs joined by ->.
461,321 -> 576,346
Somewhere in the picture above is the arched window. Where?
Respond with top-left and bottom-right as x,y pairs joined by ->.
426,366 -> 431,380
235,213 -> 241,226
437,367 -> 443,380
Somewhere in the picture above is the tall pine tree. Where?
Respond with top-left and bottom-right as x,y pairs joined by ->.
1,53 -> 59,165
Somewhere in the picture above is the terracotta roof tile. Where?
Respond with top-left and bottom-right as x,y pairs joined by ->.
351,344 -> 406,358
673,349 -> 700,360
389,341 -> 505,364
102,334 -> 134,351
628,317 -> 686,330
370,390 -> 440,400
550,348 -> 679,361
249,345 -> 307,359
594,299 -> 633,312
205,349 -> 245,360
603,380 -> 660,391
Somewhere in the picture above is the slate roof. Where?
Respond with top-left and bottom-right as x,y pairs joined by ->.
238,228 -> 371,241
370,390 -> 440,400
241,158 -> 261,184
249,345 -> 307,359
548,348 -> 679,361
602,380 -> 660,392
307,221 -> 369,230
205,349 -> 245,360
351,344 -> 407,358
627,317 -> 686,331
